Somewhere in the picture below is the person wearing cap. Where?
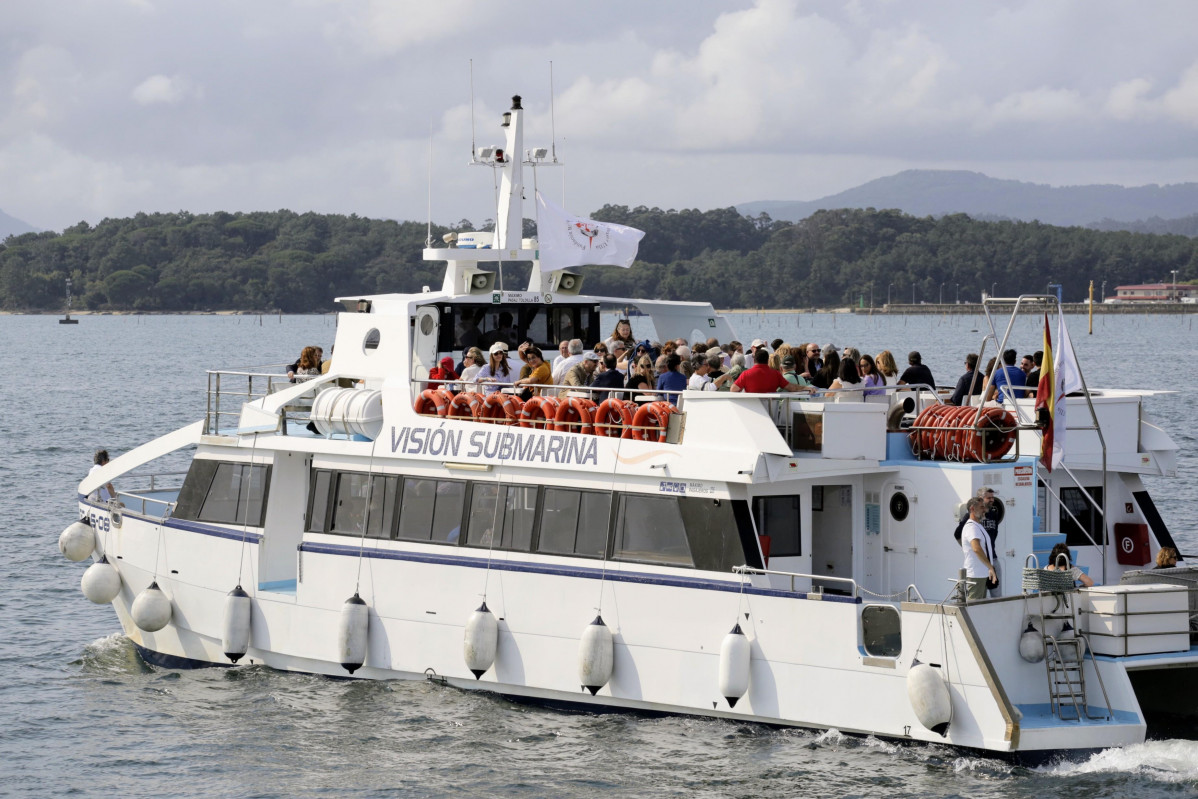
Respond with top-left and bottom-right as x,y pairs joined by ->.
552,339 -> 585,384
780,354 -> 813,391
749,338 -> 769,356
898,350 -> 936,389
563,351 -> 599,388
476,342 -> 514,394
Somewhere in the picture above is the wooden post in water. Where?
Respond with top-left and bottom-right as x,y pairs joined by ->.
1088,280 -> 1094,334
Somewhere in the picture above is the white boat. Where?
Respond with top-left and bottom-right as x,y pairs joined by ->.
63,94 -> 1197,762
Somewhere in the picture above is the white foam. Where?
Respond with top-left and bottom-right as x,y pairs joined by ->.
84,632 -> 129,654
1038,740 -> 1198,783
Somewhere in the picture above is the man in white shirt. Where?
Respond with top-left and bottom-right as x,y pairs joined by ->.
687,354 -> 717,391
961,497 -> 997,600
552,339 -> 585,384
89,449 -> 117,502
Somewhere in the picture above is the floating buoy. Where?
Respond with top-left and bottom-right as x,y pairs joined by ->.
1058,621 -> 1085,661
718,623 -> 751,708
338,593 -> 369,674
1019,620 -> 1045,663
463,601 -> 498,679
80,555 -> 121,604
578,615 -> 614,695
59,519 -> 95,562
131,581 -> 172,632
222,585 -> 252,663
906,659 -> 952,736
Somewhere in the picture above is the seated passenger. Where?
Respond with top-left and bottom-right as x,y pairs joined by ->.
563,351 -> 599,388
1155,547 -> 1180,569
876,350 -> 899,383
828,358 -> 862,399
812,351 -> 840,390
687,354 -> 715,391
898,350 -> 935,389
552,339 -> 585,384
591,354 -> 626,394
476,343 -> 514,393
947,353 -> 982,406
513,347 -> 551,399
986,349 -> 1027,403
655,353 -> 688,399
858,354 -> 885,398
427,357 -> 458,391
458,348 -> 485,389
1045,542 -> 1095,587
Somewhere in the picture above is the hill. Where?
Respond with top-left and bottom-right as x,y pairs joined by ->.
737,170 -> 1198,228
0,209 -> 37,239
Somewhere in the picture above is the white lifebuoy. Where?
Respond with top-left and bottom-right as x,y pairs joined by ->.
80,556 -> 121,604
718,623 -> 751,708
222,585 -> 252,663
59,520 -> 95,562
463,602 -> 499,679
578,615 -> 614,695
338,593 -> 369,674
906,660 -> 952,736
131,581 -> 172,632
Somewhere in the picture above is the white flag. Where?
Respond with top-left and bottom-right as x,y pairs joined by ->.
1050,314 -> 1083,469
535,191 -> 645,272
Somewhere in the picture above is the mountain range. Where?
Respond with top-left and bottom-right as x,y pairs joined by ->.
737,170 -> 1198,232
0,209 -> 37,239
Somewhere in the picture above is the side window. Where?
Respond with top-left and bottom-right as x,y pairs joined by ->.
465,483 -> 537,551
306,470 -> 333,532
397,478 -> 466,544
330,473 -> 397,538
184,462 -> 270,526
614,494 -> 694,567
1060,486 -> 1105,546
862,605 -> 902,658
753,495 -> 801,557
538,488 -> 611,558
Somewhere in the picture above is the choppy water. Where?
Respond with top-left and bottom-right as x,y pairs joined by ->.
5,311 -> 1197,797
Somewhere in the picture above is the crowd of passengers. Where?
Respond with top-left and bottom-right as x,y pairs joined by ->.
422,319 -> 1049,408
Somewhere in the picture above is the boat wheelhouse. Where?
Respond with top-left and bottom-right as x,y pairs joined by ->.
63,94 -> 1198,762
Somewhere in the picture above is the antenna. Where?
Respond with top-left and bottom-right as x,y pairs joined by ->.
549,61 -> 558,162
426,124 -> 433,247
469,59 -> 477,162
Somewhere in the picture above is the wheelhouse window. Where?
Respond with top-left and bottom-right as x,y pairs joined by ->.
174,459 -> 271,527
538,488 -> 611,558
1060,486 -> 1105,546
614,494 -> 694,567
753,495 -> 801,557
439,303 -> 599,353
465,484 -> 537,551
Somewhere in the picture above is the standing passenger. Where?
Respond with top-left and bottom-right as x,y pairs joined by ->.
960,497 -> 997,600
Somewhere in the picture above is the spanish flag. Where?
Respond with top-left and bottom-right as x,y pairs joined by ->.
1035,314 -> 1055,471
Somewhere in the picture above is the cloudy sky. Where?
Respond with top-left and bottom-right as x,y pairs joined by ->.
3,0 -> 1198,232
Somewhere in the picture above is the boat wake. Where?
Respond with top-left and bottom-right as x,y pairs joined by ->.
1036,740 -> 1198,784
73,632 -> 153,675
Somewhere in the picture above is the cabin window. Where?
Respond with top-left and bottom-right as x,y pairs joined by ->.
1059,486 -> 1105,546
465,483 -> 537,551
753,495 -> 802,557
330,473 -> 398,539
396,478 -> 466,543
538,488 -> 612,558
174,459 -> 271,527
862,605 -> 902,658
306,469 -> 333,532
614,494 -> 693,567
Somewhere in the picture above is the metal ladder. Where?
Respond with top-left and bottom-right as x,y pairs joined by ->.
1039,604 -> 1113,721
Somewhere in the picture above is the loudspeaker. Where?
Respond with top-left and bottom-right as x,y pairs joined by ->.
549,270 -> 584,295
465,270 -> 496,295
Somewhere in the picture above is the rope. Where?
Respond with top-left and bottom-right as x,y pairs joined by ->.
235,432 -> 260,588
353,433 -> 382,594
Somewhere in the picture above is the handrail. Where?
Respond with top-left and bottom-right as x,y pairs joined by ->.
734,565 -> 859,597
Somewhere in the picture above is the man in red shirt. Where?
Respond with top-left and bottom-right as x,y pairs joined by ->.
731,348 -> 805,393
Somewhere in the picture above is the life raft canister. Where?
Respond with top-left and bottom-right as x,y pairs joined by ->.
908,404 -> 1016,462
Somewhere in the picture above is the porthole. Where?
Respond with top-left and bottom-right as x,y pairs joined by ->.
364,328 -> 381,352
889,492 -> 910,522
419,313 -> 436,335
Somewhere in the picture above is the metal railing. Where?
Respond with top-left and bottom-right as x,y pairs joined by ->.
733,565 -> 925,603
205,367 -> 292,435
113,469 -> 188,519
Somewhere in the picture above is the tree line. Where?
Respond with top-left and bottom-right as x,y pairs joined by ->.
1,205 -> 1194,312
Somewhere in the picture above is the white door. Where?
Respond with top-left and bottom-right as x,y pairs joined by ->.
883,482 -> 915,595
412,305 -> 440,380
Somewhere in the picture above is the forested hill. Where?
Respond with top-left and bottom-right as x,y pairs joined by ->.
1,206 -> 1195,312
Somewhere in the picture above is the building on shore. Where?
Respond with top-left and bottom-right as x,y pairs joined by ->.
1111,283 -> 1198,302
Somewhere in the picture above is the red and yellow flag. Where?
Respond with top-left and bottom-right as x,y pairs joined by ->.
1035,314 -> 1055,471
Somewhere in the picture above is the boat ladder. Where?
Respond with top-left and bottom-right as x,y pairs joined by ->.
1039,605 -> 1113,722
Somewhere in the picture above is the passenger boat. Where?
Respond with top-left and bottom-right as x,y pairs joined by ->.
61,94 -> 1198,762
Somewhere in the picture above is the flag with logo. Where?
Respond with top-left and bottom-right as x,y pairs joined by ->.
1048,314 -> 1083,470
535,191 -> 645,271
1035,314 -> 1056,470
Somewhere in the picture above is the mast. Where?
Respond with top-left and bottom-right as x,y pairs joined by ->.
494,95 -> 524,250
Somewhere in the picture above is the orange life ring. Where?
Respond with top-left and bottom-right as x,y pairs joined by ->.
447,391 -> 485,422
414,387 -> 454,417
481,392 -> 524,425
594,398 -> 637,438
631,401 -> 678,442
909,405 -> 1016,462
518,396 -> 560,430
554,397 -> 598,435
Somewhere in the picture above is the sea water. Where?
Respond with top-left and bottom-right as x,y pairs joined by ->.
4,311 -> 1196,797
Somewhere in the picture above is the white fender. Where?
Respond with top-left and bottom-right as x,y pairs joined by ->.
222,585 -> 252,663
131,581 -> 172,632
718,623 -> 751,708
80,556 -> 121,604
463,601 -> 498,679
907,660 -> 952,736
1058,621 -> 1085,661
1019,620 -> 1045,663
59,520 -> 95,562
578,615 -> 614,696
338,593 -> 369,674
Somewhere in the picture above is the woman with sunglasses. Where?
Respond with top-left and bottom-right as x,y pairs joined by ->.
859,353 -> 886,398
604,318 -> 637,352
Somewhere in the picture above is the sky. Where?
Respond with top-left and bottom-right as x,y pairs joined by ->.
3,0 -> 1198,232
